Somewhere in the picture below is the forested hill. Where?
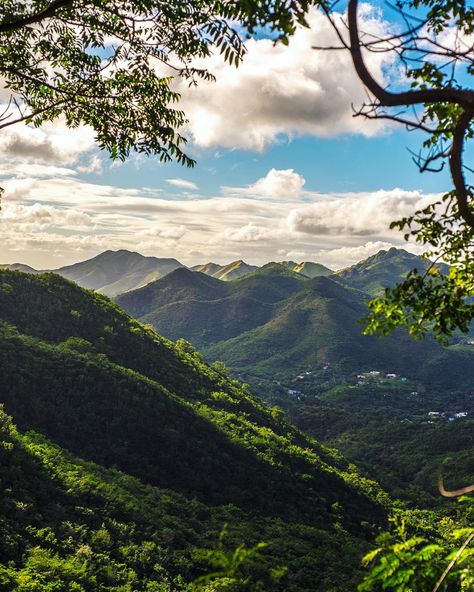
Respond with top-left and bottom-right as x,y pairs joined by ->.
116,263 -> 474,388
0,269 -> 389,591
334,247 -> 448,295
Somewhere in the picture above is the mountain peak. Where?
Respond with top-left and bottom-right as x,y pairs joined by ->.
53,250 -> 185,296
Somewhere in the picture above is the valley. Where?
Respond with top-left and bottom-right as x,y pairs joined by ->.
0,246 -> 472,590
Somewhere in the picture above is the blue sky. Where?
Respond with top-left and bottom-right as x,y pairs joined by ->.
1,2 -> 470,270
100,128 -> 455,196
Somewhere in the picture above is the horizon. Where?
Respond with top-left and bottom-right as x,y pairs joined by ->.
0,244 -> 417,274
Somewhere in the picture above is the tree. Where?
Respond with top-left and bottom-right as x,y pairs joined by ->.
312,0 -> 474,341
0,1 -> 314,168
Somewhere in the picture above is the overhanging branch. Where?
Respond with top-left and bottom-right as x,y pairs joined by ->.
0,0 -> 73,33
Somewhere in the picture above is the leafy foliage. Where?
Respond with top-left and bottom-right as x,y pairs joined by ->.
359,514 -> 474,592
0,268 -> 391,591
0,0 -> 318,167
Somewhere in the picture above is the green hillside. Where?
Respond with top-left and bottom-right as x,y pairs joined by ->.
117,265 -> 474,388
334,247 -> 438,296
0,269 -> 389,591
206,276 -> 474,386
284,376 -> 474,505
52,249 -> 184,296
0,407 -> 381,592
116,265 -> 306,349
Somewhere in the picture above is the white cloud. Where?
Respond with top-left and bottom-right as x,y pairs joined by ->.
287,189 -> 435,236
224,168 -> 305,199
278,249 -> 308,260
220,222 -> 273,242
174,6 -> 394,150
0,168 -> 432,270
0,118 -> 96,165
314,241 -> 398,270
166,178 -> 198,190
77,155 -> 103,175
1,202 -> 93,232
0,163 -> 77,179
141,224 -> 186,240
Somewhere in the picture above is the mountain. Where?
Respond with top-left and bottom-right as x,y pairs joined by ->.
205,275 -> 474,385
335,247 -> 437,295
52,249 -> 185,296
190,261 -> 223,276
0,268 -> 388,590
193,259 -> 333,281
117,263 -> 474,388
191,259 -> 258,280
116,264 -> 307,349
280,260 -> 333,278
0,262 -> 39,273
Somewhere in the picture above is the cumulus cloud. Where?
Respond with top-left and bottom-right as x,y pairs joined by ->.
174,6 -> 394,150
0,163 -> 77,179
287,189 -> 435,236
77,155 -> 103,175
224,168 -> 305,199
314,241 -> 399,270
0,166 -> 432,270
0,118 -> 96,165
141,224 -> 186,240
1,202 -> 93,232
166,178 -> 198,190
220,222 -> 273,242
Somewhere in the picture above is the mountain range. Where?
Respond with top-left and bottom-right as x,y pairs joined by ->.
115,249 -> 471,387
0,268 -> 387,590
1,246 -> 433,298
0,249 -> 334,296
336,247 -> 449,295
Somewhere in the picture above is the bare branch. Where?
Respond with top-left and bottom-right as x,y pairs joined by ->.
438,474 -> 474,497
347,0 -> 474,108
449,109 -> 474,226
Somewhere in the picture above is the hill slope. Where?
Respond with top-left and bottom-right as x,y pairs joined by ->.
0,406 -> 380,591
117,263 -> 474,388
280,261 -> 333,278
0,262 -> 39,273
191,259 -> 258,280
0,268 -> 389,591
334,247 -> 438,295
116,265 -> 307,348
52,249 -> 184,296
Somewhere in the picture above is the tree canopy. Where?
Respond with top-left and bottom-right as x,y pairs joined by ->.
0,0 -> 315,166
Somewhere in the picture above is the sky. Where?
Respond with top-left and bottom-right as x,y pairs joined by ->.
1,3 -> 470,271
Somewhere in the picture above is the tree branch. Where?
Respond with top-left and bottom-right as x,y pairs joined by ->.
0,0 -> 73,33
347,0 -> 474,108
438,474 -> 474,497
449,109 -> 474,226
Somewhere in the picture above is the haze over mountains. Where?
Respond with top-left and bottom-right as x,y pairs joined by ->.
5,246 -> 457,384
1,249 -> 334,295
